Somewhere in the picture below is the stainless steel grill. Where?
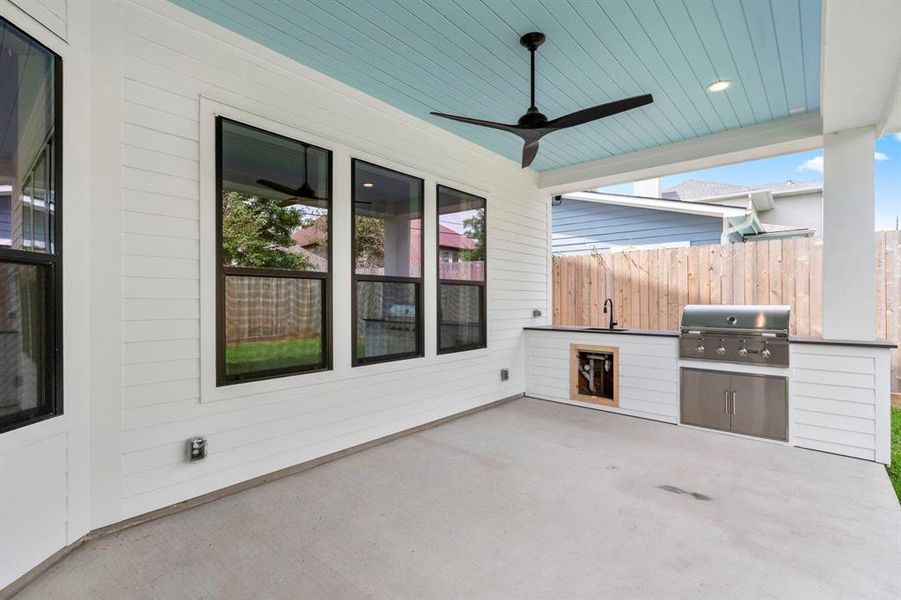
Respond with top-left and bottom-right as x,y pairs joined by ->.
679,305 -> 790,367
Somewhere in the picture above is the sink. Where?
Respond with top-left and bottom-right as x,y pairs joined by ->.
583,327 -> 629,332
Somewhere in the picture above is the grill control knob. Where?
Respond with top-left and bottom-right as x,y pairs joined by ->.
716,345 -> 726,356
738,341 -> 748,358
761,343 -> 771,359
695,344 -> 705,354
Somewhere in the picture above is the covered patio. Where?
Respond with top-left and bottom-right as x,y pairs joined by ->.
14,398 -> 900,599
1,0 -> 900,598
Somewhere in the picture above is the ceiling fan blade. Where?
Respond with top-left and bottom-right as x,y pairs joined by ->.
521,139 -> 541,168
430,112 -> 519,134
258,178 -> 328,204
257,178 -> 302,196
547,94 -> 654,130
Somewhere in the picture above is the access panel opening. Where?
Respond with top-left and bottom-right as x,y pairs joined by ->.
569,343 -> 619,406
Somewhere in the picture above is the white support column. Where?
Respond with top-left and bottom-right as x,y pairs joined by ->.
822,127 -> 876,341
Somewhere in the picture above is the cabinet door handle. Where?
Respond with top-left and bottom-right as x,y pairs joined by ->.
724,390 -> 729,414
732,391 -> 737,414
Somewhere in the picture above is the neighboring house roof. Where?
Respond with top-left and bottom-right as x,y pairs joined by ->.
285,244 -> 328,271
438,224 -> 476,250
661,179 -> 750,201
292,224 -> 326,247
661,178 -> 822,202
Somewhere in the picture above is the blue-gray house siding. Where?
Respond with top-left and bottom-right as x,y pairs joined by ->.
552,199 -> 723,255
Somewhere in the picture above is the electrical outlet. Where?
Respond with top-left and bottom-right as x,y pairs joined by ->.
500,369 -> 509,381
186,437 -> 207,463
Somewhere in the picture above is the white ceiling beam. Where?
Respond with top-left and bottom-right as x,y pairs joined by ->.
537,114 -> 822,195
820,0 -> 901,135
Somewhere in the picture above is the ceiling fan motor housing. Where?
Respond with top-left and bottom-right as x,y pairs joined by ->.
520,32 -> 546,51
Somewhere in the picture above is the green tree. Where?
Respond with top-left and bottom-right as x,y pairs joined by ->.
461,208 -> 486,261
221,191 -> 312,269
354,216 -> 385,268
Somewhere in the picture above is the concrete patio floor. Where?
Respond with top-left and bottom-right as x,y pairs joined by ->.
14,397 -> 901,599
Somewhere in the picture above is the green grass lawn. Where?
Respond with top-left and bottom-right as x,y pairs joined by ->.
888,408 -> 901,504
226,337 -> 322,375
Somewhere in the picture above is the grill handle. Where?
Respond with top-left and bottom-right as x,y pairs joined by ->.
681,327 -> 788,337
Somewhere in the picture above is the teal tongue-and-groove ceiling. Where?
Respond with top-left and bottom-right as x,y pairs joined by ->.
172,0 -> 821,171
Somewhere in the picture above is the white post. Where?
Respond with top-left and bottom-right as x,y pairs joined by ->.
822,127 -> 876,341
384,216 -> 413,277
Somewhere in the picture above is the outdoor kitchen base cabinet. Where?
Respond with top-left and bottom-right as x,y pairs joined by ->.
680,368 -> 787,441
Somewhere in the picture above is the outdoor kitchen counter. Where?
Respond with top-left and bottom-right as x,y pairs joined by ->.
524,326 -> 896,348
524,326 -> 893,464
523,325 -> 678,337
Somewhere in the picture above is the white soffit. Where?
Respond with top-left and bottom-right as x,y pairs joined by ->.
562,191 -> 749,219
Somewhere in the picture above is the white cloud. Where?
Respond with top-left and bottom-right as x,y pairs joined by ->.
797,153 -> 887,173
797,155 -> 823,173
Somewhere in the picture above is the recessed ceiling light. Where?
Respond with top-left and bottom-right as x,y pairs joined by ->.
706,80 -> 732,93
362,182 -> 374,188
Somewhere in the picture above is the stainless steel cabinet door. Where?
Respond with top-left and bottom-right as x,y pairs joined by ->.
729,373 -> 787,441
680,369 -> 731,432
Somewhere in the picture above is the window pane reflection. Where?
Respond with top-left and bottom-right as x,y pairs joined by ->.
437,185 -> 485,282
0,262 -> 48,429
219,119 -> 330,272
439,284 -> 483,351
224,275 -> 324,377
353,161 -> 423,278
0,18 -> 56,253
356,280 -> 417,360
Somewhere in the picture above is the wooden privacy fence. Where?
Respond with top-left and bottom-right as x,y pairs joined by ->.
225,276 -> 322,342
553,231 -> 901,391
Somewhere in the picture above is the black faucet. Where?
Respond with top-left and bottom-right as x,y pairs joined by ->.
603,298 -> 617,330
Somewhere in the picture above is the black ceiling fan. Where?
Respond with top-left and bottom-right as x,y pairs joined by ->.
256,144 -> 327,205
431,32 -> 654,168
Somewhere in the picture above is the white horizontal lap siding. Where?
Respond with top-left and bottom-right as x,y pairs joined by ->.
526,331 -> 680,423
116,0 -> 546,519
0,424 -> 69,588
790,344 -> 891,463
9,0 -> 66,39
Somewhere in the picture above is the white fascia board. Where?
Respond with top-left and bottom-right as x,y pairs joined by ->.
563,191 -> 749,219
538,113 -> 822,195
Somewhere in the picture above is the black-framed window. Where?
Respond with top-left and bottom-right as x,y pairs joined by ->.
437,185 -> 486,354
216,118 -> 331,385
0,17 -> 63,433
352,160 -> 424,365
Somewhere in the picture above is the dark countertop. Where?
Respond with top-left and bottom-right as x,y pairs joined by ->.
524,326 -> 897,349
523,325 -> 678,338
789,336 -> 897,349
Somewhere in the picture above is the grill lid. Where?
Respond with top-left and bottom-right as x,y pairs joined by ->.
680,305 -> 790,333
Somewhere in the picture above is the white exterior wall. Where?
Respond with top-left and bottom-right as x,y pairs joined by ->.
0,0 -> 549,588
0,0 -> 94,589
763,191 -> 824,238
112,0 -> 547,521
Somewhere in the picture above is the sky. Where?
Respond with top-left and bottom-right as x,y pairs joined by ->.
600,133 -> 901,231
